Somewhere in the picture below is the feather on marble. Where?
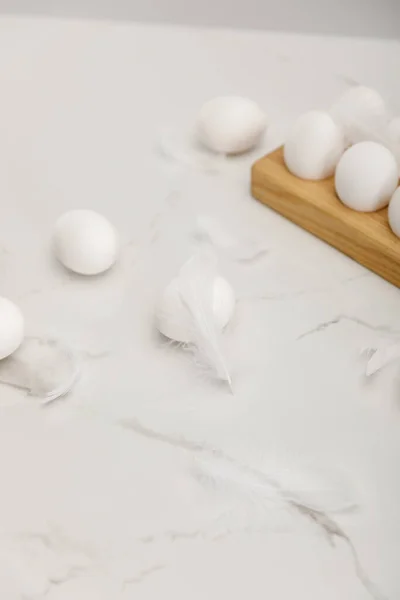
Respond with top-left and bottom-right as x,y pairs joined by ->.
194,215 -> 268,263
121,417 -> 386,599
363,340 -> 400,376
176,253 -> 232,389
0,337 -> 79,404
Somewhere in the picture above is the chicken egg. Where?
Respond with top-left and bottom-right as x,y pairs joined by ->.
196,96 -> 267,154
53,209 -> 119,275
335,141 -> 398,212
283,110 -> 345,180
388,187 -> 400,238
156,275 -> 235,343
0,297 -> 24,360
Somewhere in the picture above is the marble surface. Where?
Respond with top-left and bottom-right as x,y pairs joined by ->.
0,15 -> 399,600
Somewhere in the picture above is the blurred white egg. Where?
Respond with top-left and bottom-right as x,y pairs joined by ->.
196,96 -> 267,154
156,275 -> 235,343
283,110 -> 345,180
389,117 -> 400,143
0,297 -> 24,360
335,141 -> 398,212
330,86 -> 387,144
388,187 -> 400,237
53,209 -> 119,275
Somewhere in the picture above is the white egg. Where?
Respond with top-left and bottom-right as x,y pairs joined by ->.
335,141 -> 398,212
53,209 -> 118,275
196,96 -> 267,154
389,117 -> 400,143
388,187 -> 400,237
283,110 -> 345,180
156,275 -> 235,343
0,297 -> 24,360
330,85 -> 387,144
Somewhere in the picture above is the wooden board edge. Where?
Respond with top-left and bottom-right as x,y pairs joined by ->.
251,151 -> 400,288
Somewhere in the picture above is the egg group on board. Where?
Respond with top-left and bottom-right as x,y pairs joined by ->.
197,96 -> 267,154
282,87 -> 400,241
0,297 -> 24,360
334,141 -> 399,212
156,275 -> 235,343
53,209 -> 119,275
283,110 -> 346,180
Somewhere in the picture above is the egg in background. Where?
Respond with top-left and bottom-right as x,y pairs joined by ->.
283,110 -> 346,180
53,210 -> 119,276
196,96 -> 267,155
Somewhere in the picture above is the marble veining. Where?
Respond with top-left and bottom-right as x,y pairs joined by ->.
120,417 -> 385,599
297,315 -> 400,341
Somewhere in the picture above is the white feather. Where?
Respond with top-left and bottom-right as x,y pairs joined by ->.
193,454 -> 357,516
330,88 -> 400,172
177,253 -> 232,389
0,337 -> 80,404
194,215 -> 268,262
349,120 -> 400,163
329,86 -> 388,145
193,455 -> 282,505
274,463 -> 357,513
363,340 -> 400,376
157,129 -> 226,172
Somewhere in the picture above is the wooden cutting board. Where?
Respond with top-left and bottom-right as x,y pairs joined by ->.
251,147 -> 400,288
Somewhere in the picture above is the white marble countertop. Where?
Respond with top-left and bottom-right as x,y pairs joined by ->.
0,15 -> 399,600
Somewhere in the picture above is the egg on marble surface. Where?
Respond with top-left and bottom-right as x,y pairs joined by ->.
283,110 -> 346,180
0,297 -> 24,360
156,274 -> 235,343
388,187 -> 400,237
335,141 -> 399,212
53,209 -> 119,275
196,96 -> 267,154
330,85 -> 387,144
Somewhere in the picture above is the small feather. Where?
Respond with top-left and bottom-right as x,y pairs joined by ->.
193,454 -> 357,516
194,215 -> 268,262
330,107 -> 400,168
0,337 -> 80,404
157,129 -> 225,172
274,464 -> 357,513
177,253 -> 232,389
363,340 -> 400,376
193,455 -> 282,507
329,86 -> 388,146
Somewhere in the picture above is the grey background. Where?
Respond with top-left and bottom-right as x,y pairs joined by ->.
0,0 -> 399,38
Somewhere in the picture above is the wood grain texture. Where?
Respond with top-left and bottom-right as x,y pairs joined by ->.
251,147 -> 400,287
